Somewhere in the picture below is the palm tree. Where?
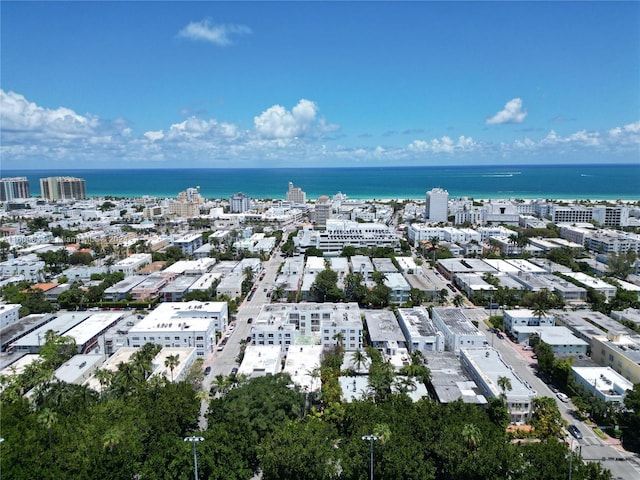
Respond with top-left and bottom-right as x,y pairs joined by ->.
37,407 -> 58,449
351,350 -> 368,374
94,368 -> 112,397
462,423 -> 482,451
497,375 -> 512,400
453,294 -> 465,308
164,354 -> 180,382
393,375 -> 416,394
372,271 -> 387,286
532,303 -> 548,325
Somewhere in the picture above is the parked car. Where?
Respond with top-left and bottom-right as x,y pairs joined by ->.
496,333 -> 504,340
230,367 -> 238,376
204,366 -> 211,376
247,317 -> 253,324
557,392 -> 570,403
568,425 -> 583,439
522,345 -> 533,351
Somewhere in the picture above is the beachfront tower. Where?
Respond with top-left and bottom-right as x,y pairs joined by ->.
425,188 -> 449,223
314,195 -> 332,229
229,192 -> 252,213
39,176 -> 87,202
286,182 -> 306,204
0,177 -> 31,201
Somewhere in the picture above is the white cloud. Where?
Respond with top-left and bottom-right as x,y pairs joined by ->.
0,89 -> 99,137
609,121 -> 640,145
144,130 -> 164,141
178,19 -> 251,46
542,129 -> 600,146
486,98 -> 527,125
254,99 -> 319,139
1,88 -> 637,169
408,135 -> 477,153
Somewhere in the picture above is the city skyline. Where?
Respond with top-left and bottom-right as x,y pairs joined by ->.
1,1 -> 639,170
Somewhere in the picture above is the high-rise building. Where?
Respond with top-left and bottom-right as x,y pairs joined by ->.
0,177 -> 31,201
314,195 -> 332,228
286,182 -> 306,204
39,176 -> 87,201
229,192 -> 252,213
169,187 -> 204,218
425,188 -> 449,223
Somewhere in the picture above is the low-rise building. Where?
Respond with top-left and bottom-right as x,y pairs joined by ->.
250,302 -> 363,353
365,310 -> 408,357
0,303 -> 21,330
591,332 -> 640,384
127,301 -> 228,358
571,366 -> 633,404
503,309 -> 555,333
431,307 -> 486,352
396,307 -> 445,353
113,253 -> 152,276
460,347 -> 536,424
424,351 -> 487,404
238,345 -> 283,378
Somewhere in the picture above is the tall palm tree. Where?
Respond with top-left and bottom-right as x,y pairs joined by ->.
164,354 -> 180,382
497,375 -> 512,400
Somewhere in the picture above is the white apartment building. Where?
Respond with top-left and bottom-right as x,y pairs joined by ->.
173,232 -> 204,256
425,188 -> 449,223
482,201 -> 520,226
431,307 -> 487,352
562,272 -> 617,301
585,230 -> 639,255
250,302 -> 363,353
0,303 -> 21,330
295,220 -> 399,256
0,254 -> 45,282
127,301 -> 228,357
503,309 -> 555,333
572,367 -> 633,404
113,253 -> 152,276
396,307 -> 445,353
460,347 -> 535,424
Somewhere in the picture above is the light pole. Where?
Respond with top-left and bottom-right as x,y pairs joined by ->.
362,434 -> 378,480
568,438 -> 579,480
184,436 -> 204,480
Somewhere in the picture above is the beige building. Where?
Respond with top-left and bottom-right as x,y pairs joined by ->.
591,333 -> 640,384
39,176 -> 87,201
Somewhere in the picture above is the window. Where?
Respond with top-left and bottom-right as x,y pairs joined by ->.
175,336 -> 180,340
165,336 -> 170,341
196,335 -> 204,340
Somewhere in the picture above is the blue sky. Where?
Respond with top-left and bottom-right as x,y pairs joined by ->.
1,1 -> 639,169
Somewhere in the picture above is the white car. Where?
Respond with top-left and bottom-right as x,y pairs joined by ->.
522,345 -> 533,351
556,392 -> 569,403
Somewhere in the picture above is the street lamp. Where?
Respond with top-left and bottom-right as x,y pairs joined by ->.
568,438 -> 579,480
184,436 -> 204,480
361,434 -> 378,480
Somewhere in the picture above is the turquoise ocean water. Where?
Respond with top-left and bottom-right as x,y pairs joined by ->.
3,164 -> 639,200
